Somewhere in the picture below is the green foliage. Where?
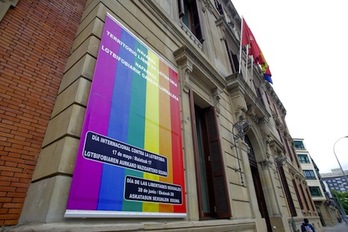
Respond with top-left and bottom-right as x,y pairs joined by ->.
332,190 -> 348,214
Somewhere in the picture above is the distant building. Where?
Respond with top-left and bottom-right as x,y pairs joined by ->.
294,138 -> 339,226
321,169 -> 348,192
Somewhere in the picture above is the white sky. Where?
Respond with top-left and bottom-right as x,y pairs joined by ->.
231,0 -> 348,173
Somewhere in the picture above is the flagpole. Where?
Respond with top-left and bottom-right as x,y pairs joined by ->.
238,17 -> 243,74
250,56 -> 254,84
245,44 -> 248,81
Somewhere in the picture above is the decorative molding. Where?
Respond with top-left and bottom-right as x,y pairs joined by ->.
179,21 -> 203,50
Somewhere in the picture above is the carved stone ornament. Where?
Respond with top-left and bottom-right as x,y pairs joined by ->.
259,159 -> 273,169
274,155 -> 287,167
182,66 -> 192,93
201,0 -> 214,13
246,104 -> 260,123
212,88 -> 222,115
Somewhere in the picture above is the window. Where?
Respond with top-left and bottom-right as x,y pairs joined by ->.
303,170 -> 316,180
298,154 -> 310,163
294,141 -> 305,150
254,83 -> 265,106
292,179 -> 304,210
306,188 -> 316,211
309,186 -> 323,197
178,0 -> 204,43
278,165 -> 297,216
299,183 -> 310,211
224,40 -> 239,73
214,0 -> 224,15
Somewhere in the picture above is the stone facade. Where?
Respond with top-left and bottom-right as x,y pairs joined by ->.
2,0 -> 323,231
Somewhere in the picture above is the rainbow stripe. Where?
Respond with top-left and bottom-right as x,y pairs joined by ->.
66,14 -> 185,216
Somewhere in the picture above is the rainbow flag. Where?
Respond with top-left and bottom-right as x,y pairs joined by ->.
65,13 -> 186,217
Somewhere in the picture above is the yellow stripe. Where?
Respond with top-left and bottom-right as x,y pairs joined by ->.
143,50 -> 160,212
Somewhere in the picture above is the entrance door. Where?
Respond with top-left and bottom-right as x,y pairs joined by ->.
245,136 -> 272,232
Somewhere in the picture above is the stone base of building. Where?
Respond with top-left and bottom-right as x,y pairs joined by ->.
4,219 -> 261,232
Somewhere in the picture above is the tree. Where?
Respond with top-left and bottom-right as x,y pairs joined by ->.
332,190 -> 348,215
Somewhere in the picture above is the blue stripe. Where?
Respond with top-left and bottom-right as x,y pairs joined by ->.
97,28 -> 137,210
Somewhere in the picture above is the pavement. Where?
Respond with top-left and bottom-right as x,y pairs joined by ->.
323,222 -> 348,231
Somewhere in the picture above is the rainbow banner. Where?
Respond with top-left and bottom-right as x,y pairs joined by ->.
65,13 -> 186,218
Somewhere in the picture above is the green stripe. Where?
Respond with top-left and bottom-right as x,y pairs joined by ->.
122,43 -> 147,212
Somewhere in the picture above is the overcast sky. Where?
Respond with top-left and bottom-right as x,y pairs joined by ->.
231,0 -> 348,173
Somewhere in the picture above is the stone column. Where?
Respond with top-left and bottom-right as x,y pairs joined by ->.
239,140 -> 262,219
19,3 -> 103,223
257,136 -> 283,217
175,53 -> 199,220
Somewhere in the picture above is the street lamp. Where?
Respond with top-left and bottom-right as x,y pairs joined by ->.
333,136 -> 348,223
333,136 -> 348,184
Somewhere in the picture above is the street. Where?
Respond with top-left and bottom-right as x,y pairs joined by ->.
323,222 -> 348,232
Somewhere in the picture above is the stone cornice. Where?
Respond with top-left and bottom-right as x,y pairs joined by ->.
266,83 -> 287,116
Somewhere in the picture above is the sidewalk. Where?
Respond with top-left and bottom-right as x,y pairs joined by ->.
323,222 -> 348,231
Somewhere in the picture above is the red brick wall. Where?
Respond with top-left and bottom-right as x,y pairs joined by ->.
0,0 -> 85,226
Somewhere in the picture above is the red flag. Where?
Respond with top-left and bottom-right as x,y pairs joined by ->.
241,18 -> 273,83
241,18 -> 262,64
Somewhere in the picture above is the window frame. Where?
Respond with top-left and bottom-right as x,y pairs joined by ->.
309,186 -> 323,197
178,0 -> 204,43
298,154 -> 310,163
303,170 -> 317,180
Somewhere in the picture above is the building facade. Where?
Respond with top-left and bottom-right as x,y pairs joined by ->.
1,1 -> 322,231
294,139 -> 339,226
322,169 -> 348,193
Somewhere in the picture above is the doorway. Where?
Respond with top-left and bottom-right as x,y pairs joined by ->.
245,136 -> 272,231
190,91 -> 231,219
